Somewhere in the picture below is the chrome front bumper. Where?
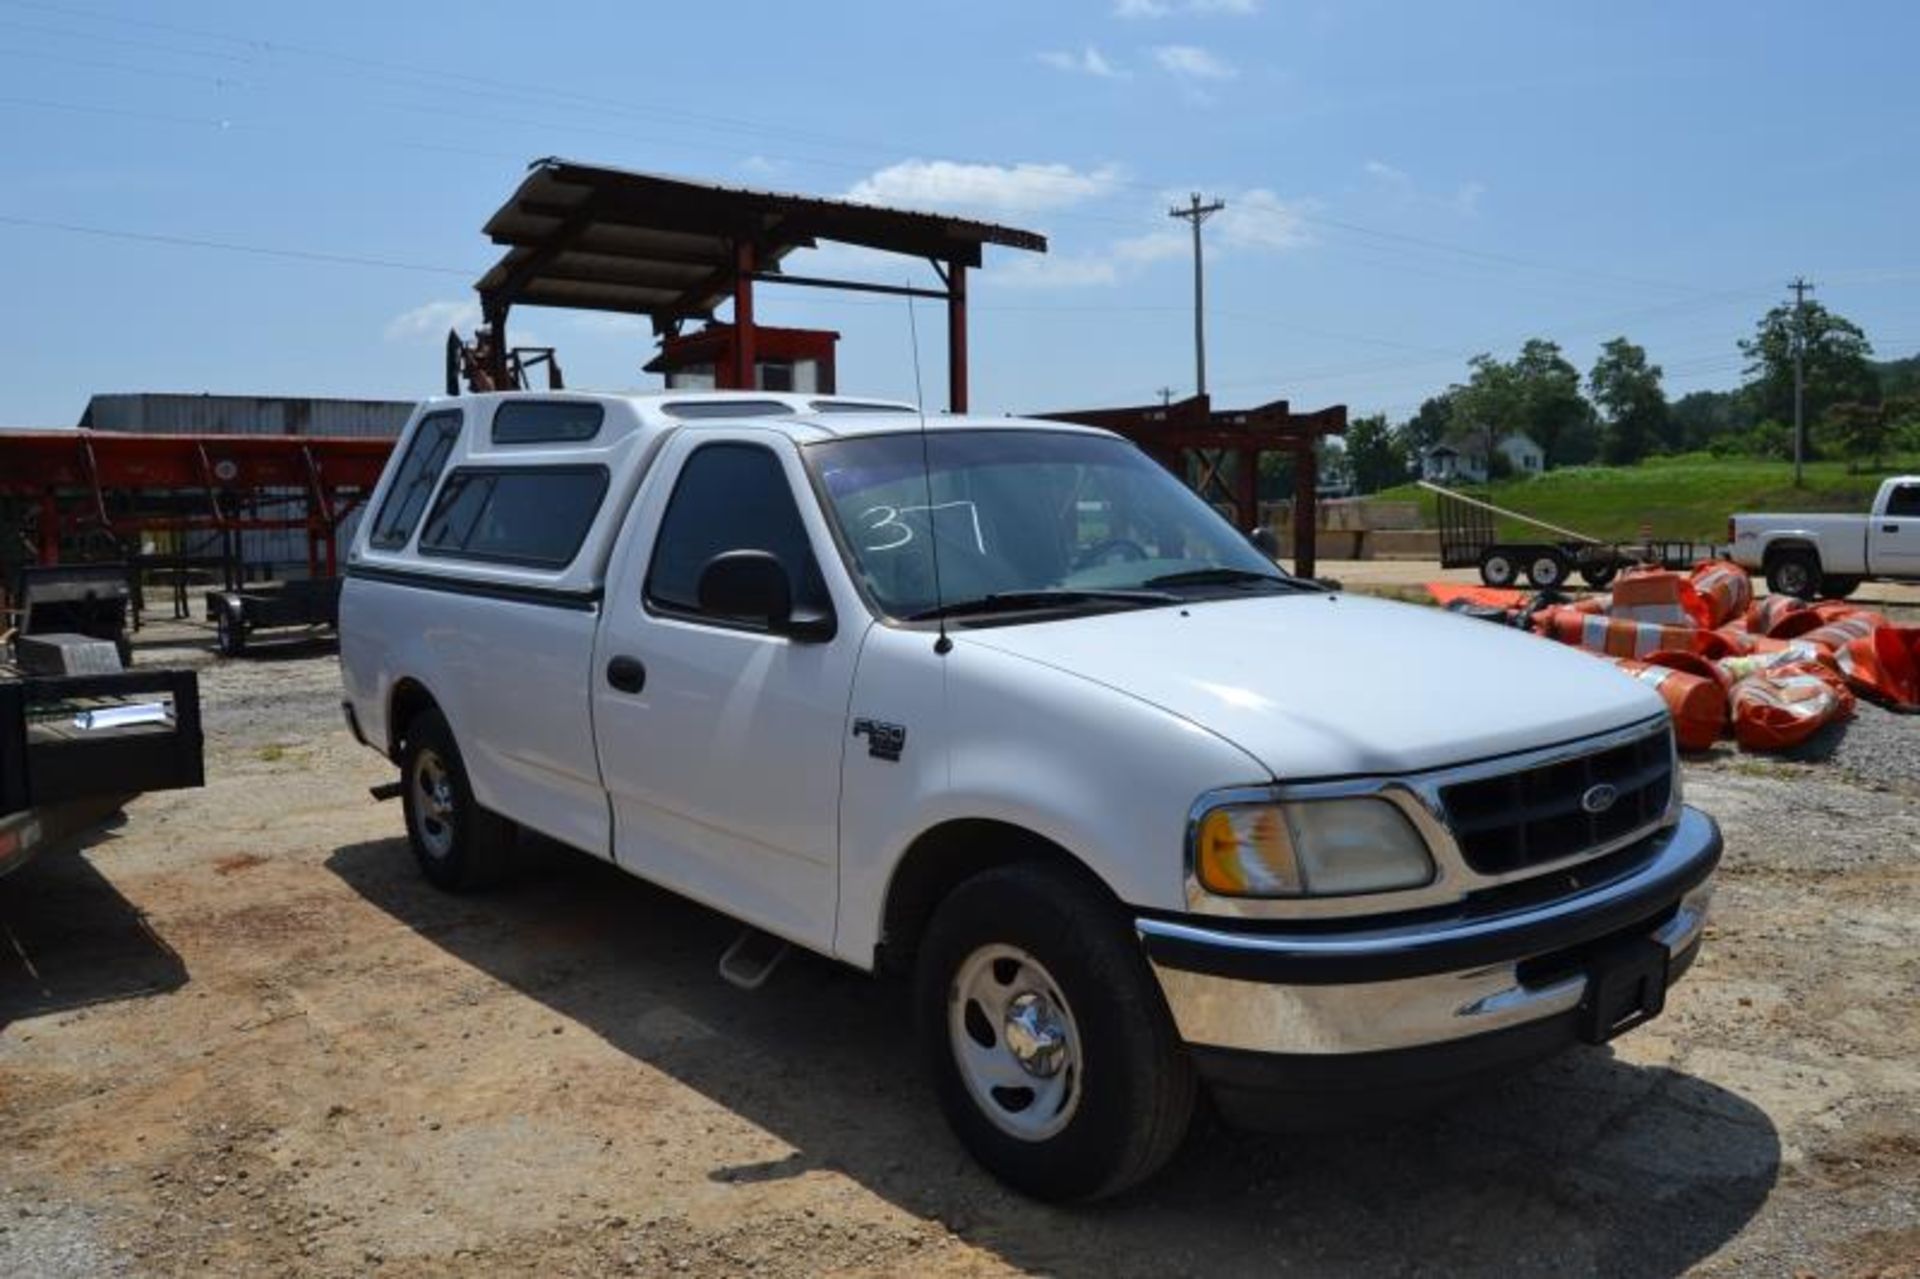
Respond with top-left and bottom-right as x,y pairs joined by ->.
1139,805 -> 1720,1057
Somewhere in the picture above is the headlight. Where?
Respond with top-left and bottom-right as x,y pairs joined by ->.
1194,797 -> 1435,898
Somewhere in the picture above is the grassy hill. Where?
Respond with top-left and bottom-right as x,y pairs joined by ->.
1374,452 -> 1920,543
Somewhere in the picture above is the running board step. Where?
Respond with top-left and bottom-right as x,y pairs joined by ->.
368,780 -> 404,802
718,927 -> 790,991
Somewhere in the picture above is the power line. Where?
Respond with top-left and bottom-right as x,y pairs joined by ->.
0,0 -> 1736,300
0,214 -> 477,276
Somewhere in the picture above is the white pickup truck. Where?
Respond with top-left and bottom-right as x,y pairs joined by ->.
1729,475 -> 1920,598
339,390 -> 1722,1200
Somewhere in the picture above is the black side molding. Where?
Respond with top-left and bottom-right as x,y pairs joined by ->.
345,562 -> 602,612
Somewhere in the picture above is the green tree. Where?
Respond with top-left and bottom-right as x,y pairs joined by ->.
1450,340 -> 1596,467
1589,337 -> 1670,465
1819,401 -> 1896,470
1399,393 -> 1455,455
1670,388 -> 1754,451
1739,300 -> 1877,429
1341,413 -> 1407,494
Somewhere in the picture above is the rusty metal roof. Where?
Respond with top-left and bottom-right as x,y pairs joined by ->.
474,158 -> 1047,326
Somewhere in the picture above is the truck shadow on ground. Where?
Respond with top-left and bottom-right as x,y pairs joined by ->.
327,836 -> 1780,1279
0,831 -> 188,1029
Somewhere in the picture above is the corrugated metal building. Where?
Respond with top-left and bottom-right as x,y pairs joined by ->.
78,393 -> 415,578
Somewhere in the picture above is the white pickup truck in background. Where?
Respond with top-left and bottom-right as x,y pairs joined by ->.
1729,475 -> 1920,598
339,391 -> 1722,1201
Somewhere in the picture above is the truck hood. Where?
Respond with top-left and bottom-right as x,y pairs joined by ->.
956,593 -> 1666,781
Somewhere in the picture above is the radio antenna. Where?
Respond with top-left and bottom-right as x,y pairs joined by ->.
904,288 -> 951,654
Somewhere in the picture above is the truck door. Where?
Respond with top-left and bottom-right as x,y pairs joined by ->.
589,431 -> 867,951
1869,481 -> 1920,578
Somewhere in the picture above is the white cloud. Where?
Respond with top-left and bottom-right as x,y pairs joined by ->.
846,159 -> 1123,214
999,255 -> 1122,288
1363,159 -> 1409,185
384,298 -> 478,342
1154,44 -> 1237,80
1215,188 -> 1310,249
1363,160 -> 1486,216
1037,46 -> 1125,77
1117,0 -> 1257,15
984,188 -> 1308,291
1112,227 -> 1189,264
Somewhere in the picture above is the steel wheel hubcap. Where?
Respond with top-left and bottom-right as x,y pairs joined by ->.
949,944 -> 1082,1141
412,750 -> 456,859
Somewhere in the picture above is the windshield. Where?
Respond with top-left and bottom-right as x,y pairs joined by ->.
805,429 -> 1291,620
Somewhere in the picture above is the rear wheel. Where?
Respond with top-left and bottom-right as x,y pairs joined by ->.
399,707 -> 516,891
1766,550 -> 1822,600
916,862 -> 1195,1201
1524,549 -> 1571,590
1477,547 -> 1519,588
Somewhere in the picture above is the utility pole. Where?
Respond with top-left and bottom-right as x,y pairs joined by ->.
1169,193 -> 1225,397
1156,386 -> 1175,407
1790,276 -> 1814,487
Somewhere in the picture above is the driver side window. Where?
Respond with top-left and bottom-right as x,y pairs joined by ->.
644,443 -> 829,621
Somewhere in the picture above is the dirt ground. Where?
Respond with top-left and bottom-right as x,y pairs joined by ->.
3,618 -> 1918,1278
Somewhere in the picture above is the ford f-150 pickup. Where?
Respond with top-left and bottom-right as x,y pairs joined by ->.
339,390 -> 1722,1200
1730,474 -> 1920,598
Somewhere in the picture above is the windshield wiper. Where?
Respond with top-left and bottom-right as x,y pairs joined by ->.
1140,567 -> 1314,590
904,587 -> 1180,622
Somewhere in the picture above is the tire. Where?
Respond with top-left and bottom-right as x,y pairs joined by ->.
915,861 -> 1196,1202
398,707 -> 516,891
1820,575 -> 1862,600
1524,549 -> 1571,590
1578,559 -> 1619,590
215,604 -> 247,658
1766,550 -> 1822,600
1477,547 -> 1519,588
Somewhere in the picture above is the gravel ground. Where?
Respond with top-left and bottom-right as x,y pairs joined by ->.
2,619 -> 1917,1277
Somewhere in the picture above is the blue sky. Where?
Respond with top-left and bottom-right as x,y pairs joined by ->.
1,0 -> 1914,427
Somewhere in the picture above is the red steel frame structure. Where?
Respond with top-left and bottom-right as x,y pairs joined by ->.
0,430 -> 394,587
1041,395 -> 1349,579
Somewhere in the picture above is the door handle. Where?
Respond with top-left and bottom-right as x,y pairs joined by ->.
1884,523 -> 1900,533
605,655 -> 647,694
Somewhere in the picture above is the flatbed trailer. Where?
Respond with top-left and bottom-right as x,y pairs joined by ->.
1421,481 -> 1719,589
0,664 -> 203,878
204,576 -> 342,657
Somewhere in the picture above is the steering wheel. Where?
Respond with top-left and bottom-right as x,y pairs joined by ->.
1072,537 -> 1150,572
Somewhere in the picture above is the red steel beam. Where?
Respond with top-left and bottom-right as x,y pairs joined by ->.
0,431 -> 393,495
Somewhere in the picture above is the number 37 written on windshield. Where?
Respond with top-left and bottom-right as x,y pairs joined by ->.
858,501 -> 986,554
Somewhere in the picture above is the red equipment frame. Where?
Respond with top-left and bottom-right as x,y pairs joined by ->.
0,430 -> 395,583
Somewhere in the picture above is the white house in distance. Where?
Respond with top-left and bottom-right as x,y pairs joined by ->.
1420,432 -> 1545,484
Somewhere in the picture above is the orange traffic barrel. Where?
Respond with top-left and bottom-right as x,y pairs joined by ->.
1730,662 -> 1856,751
1835,627 -> 1920,710
1689,561 -> 1754,628
1608,656 -> 1729,751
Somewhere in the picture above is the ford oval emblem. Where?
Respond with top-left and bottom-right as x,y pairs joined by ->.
1580,783 -> 1620,815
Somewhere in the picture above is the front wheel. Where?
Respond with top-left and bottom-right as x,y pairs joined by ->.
1478,547 -> 1519,588
916,862 -> 1196,1201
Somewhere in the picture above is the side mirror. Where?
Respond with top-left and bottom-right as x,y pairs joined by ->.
1248,526 -> 1281,558
695,550 -> 835,642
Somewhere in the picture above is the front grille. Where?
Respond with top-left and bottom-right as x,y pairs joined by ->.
1440,728 -> 1672,876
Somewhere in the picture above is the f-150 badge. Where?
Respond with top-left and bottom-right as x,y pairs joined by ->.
852,718 -> 907,762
